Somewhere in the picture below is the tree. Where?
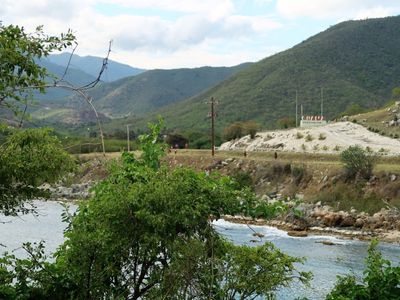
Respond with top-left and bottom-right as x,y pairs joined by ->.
326,240 -> 400,300
0,120 -> 310,299
0,127 -> 75,215
223,122 -> 245,141
340,145 -> 376,180
277,117 -> 296,129
0,23 -> 75,114
223,121 -> 261,141
0,24 -> 76,215
243,120 -> 261,139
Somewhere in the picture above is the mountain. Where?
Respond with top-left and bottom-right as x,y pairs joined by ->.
47,53 -> 145,82
133,16 -> 400,133
85,63 -> 252,117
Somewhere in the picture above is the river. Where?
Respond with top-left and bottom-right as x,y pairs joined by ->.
0,201 -> 399,299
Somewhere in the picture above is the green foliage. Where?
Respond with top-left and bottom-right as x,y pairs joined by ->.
340,103 -> 367,117
327,240 -> 400,300
0,127 -> 75,215
0,120 -> 310,299
277,117 -> 296,129
0,23 -> 75,113
223,121 -> 261,141
392,87 -> 400,101
165,132 -> 188,148
88,63 -> 251,117
305,134 -> 314,142
223,122 -> 245,140
231,170 -> 254,191
341,145 -> 376,180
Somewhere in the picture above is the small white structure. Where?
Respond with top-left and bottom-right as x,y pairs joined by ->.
300,115 -> 327,128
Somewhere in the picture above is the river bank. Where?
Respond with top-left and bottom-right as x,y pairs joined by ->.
48,152 -> 400,244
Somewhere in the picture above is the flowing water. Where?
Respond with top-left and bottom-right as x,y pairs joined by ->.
0,201 -> 399,299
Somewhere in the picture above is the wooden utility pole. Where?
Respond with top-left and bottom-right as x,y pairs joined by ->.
126,124 -> 130,152
207,97 -> 218,156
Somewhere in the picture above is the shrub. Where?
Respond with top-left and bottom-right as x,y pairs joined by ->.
296,132 -> 304,139
305,134 -> 313,142
291,165 -> 307,185
301,144 -> 307,151
322,145 -> 329,151
223,122 -> 245,141
243,121 -> 261,139
223,121 -> 261,140
318,133 -> 326,140
327,240 -> 400,300
313,144 -> 319,151
232,171 -> 254,191
341,145 -> 376,180
333,145 -> 341,151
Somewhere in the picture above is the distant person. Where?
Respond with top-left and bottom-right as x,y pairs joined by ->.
274,152 -> 278,160
243,150 -> 247,157
174,143 -> 178,154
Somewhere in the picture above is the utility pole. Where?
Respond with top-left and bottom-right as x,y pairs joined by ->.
126,124 -> 130,152
320,87 -> 324,117
295,89 -> 298,127
207,97 -> 218,156
301,104 -> 303,119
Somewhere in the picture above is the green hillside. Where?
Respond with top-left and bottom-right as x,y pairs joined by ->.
87,63 -> 251,117
133,16 -> 400,133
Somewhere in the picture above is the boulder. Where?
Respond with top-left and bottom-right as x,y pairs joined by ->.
340,215 -> 356,227
287,231 -> 308,237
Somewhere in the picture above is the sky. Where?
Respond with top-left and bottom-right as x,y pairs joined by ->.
2,0 -> 400,69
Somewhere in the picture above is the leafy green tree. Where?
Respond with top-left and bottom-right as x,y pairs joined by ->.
223,121 -> 261,141
0,120 -> 310,299
0,23 -> 75,113
341,145 -> 376,180
326,240 -> 400,300
340,103 -> 366,117
223,122 -> 245,141
277,117 -> 296,129
243,120 -> 261,139
0,127 -> 75,215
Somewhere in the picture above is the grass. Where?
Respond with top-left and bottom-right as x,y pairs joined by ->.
352,104 -> 400,137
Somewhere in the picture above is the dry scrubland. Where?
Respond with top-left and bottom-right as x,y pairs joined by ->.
220,121 -> 400,155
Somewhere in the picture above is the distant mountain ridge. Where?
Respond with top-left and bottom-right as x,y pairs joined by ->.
46,53 -> 145,82
87,63 -> 252,117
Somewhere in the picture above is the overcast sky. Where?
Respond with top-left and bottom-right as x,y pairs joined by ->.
2,0 -> 400,69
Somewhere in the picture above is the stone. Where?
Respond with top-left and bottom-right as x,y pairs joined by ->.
252,232 -> 265,238
287,231 -> 308,237
354,218 -> 365,228
340,215 -> 356,227
390,174 -> 397,181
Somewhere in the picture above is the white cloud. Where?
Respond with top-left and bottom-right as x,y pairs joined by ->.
276,0 -> 400,20
1,0 -> 282,68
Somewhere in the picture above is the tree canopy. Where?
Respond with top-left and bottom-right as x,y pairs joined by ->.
0,121 -> 310,299
0,23 -> 75,114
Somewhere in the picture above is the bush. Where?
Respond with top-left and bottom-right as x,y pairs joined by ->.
291,165 -> 307,185
341,145 -> 376,180
231,170 -> 254,190
318,133 -> 326,140
296,132 -> 304,139
305,134 -> 313,142
327,240 -> 400,300
223,121 -> 261,141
